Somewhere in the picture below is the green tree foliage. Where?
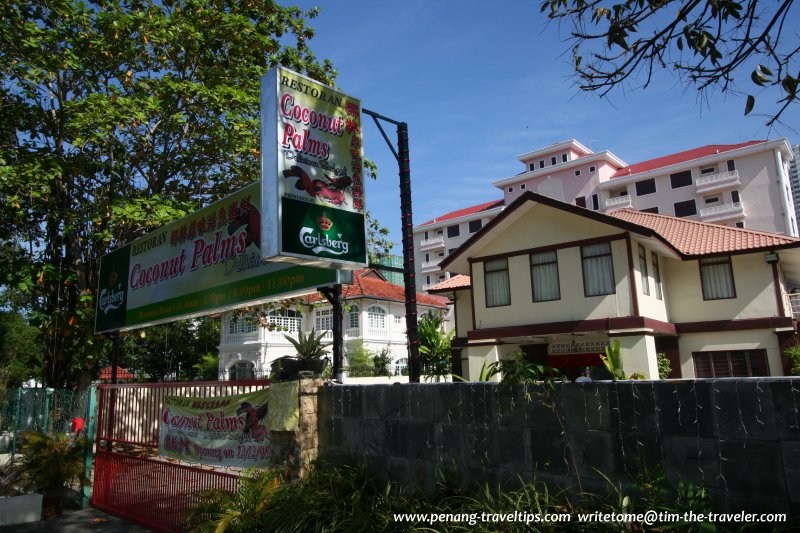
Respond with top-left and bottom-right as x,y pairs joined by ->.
119,317 -> 220,381
344,340 -> 374,377
418,312 -> 454,381
541,0 -> 798,126
0,0 -> 334,388
0,311 -> 42,389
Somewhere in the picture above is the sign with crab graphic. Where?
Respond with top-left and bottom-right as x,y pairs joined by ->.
260,66 -> 367,268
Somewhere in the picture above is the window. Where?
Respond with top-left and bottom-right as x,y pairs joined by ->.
529,163 -> 536,172
367,306 -> 386,329
674,199 -> 697,217
394,357 -> 408,376
424,253 -> 430,262
735,221 -> 745,228
394,315 -> 403,325
229,315 -> 257,335
531,251 -> 560,301
574,169 -> 581,177
591,194 -> 599,210
551,156 -> 557,166
670,170 -> 693,189
348,305 -> 359,329
693,350 -> 768,378
641,207 -> 659,214
575,196 -> 586,208
704,196 -> 719,205
700,166 -> 716,175
446,224 -> 460,238
424,231 -> 429,240
731,190 -> 740,203
589,165 -> 597,173
699,256 -> 735,300
230,361 -> 255,380
635,178 -> 656,196
638,244 -> 649,296
581,242 -> 615,296
484,258 -> 510,307
727,159 -> 736,172
507,187 -> 513,193
468,219 -> 482,233
561,153 -> 568,163
651,252 -> 662,300
520,183 -> 526,190
539,160 -> 545,169
437,251 -> 445,258
315,308 -> 333,331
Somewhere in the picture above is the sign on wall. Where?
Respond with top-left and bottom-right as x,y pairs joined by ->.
95,182 -> 346,334
158,389 -> 273,468
260,67 -> 367,268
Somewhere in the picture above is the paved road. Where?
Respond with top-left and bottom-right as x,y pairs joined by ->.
0,507 -> 153,533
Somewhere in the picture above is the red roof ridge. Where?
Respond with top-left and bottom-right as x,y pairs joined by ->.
611,141 -> 768,178
611,208 -> 800,240
418,198 -> 504,227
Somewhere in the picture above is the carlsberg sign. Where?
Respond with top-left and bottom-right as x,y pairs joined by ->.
260,66 -> 367,268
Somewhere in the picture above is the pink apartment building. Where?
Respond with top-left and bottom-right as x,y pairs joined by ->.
415,138 -> 798,289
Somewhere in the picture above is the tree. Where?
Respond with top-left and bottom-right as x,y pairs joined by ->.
417,312 -> 453,382
0,0 -> 334,388
541,0 -> 799,126
0,311 -> 42,390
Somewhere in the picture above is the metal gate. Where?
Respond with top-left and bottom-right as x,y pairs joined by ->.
91,380 -> 269,532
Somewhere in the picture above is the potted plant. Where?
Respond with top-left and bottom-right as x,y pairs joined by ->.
283,328 -> 331,376
5,432 -> 90,518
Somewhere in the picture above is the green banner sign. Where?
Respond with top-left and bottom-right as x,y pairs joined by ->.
95,182 -> 343,334
261,66 -> 367,268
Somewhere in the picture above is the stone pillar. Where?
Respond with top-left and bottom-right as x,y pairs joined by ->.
268,378 -> 322,480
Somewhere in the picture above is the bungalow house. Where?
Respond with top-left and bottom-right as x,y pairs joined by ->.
429,191 -> 800,380
218,268 -> 450,379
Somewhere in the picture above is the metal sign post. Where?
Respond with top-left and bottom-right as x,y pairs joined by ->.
362,109 -> 420,383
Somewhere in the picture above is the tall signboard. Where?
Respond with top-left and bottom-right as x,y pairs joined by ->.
260,67 -> 367,268
95,182 -> 345,334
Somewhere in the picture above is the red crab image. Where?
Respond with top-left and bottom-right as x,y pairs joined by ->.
236,401 -> 268,443
283,165 -> 352,207
227,202 -> 261,249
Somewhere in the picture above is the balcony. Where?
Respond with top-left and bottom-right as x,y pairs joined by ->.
223,331 -> 261,345
695,170 -> 741,194
421,260 -> 441,273
605,195 -> 632,211
419,236 -> 445,250
698,202 -> 745,223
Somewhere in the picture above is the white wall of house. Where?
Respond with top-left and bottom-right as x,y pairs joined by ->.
676,329 -> 784,378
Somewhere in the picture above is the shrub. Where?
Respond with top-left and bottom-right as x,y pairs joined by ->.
784,345 -> 800,376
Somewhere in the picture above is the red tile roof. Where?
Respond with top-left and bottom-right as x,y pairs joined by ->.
99,366 -> 136,381
418,199 -> 504,227
611,141 -> 767,178
610,209 -> 800,256
428,274 -> 471,292
306,269 -> 449,307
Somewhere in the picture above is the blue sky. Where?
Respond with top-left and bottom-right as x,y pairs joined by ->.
293,0 -> 800,249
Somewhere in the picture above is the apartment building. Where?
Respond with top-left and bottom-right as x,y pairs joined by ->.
789,144 -> 800,223
414,138 -> 798,290
430,192 -> 800,380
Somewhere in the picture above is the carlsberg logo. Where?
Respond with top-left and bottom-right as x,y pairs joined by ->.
99,286 -> 125,314
299,227 -> 350,256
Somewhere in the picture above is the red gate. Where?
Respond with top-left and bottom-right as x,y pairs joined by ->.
92,380 -> 269,532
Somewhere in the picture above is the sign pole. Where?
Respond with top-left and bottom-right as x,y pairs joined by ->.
320,284 -> 344,380
362,110 -> 420,383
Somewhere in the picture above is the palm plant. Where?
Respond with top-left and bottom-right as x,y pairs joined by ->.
283,328 -> 331,360
418,313 -> 455,382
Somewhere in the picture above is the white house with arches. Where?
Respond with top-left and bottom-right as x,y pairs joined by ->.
217,269 -> 450,379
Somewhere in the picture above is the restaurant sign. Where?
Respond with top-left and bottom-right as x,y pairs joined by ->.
260,66 -> 367,268
95,182 -> 345,334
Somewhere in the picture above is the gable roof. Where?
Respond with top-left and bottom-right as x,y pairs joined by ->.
440,191 -> 800,271
428,274 -> 471,292
610,141 -> 766,178
306,268 -> 449,308
418,199 -> 504,228
609,209 -> 800,256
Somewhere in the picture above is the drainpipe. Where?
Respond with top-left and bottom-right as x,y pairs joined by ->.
775,148 -> 795,236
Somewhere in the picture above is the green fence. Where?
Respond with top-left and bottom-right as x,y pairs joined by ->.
1,387 -> 90,453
